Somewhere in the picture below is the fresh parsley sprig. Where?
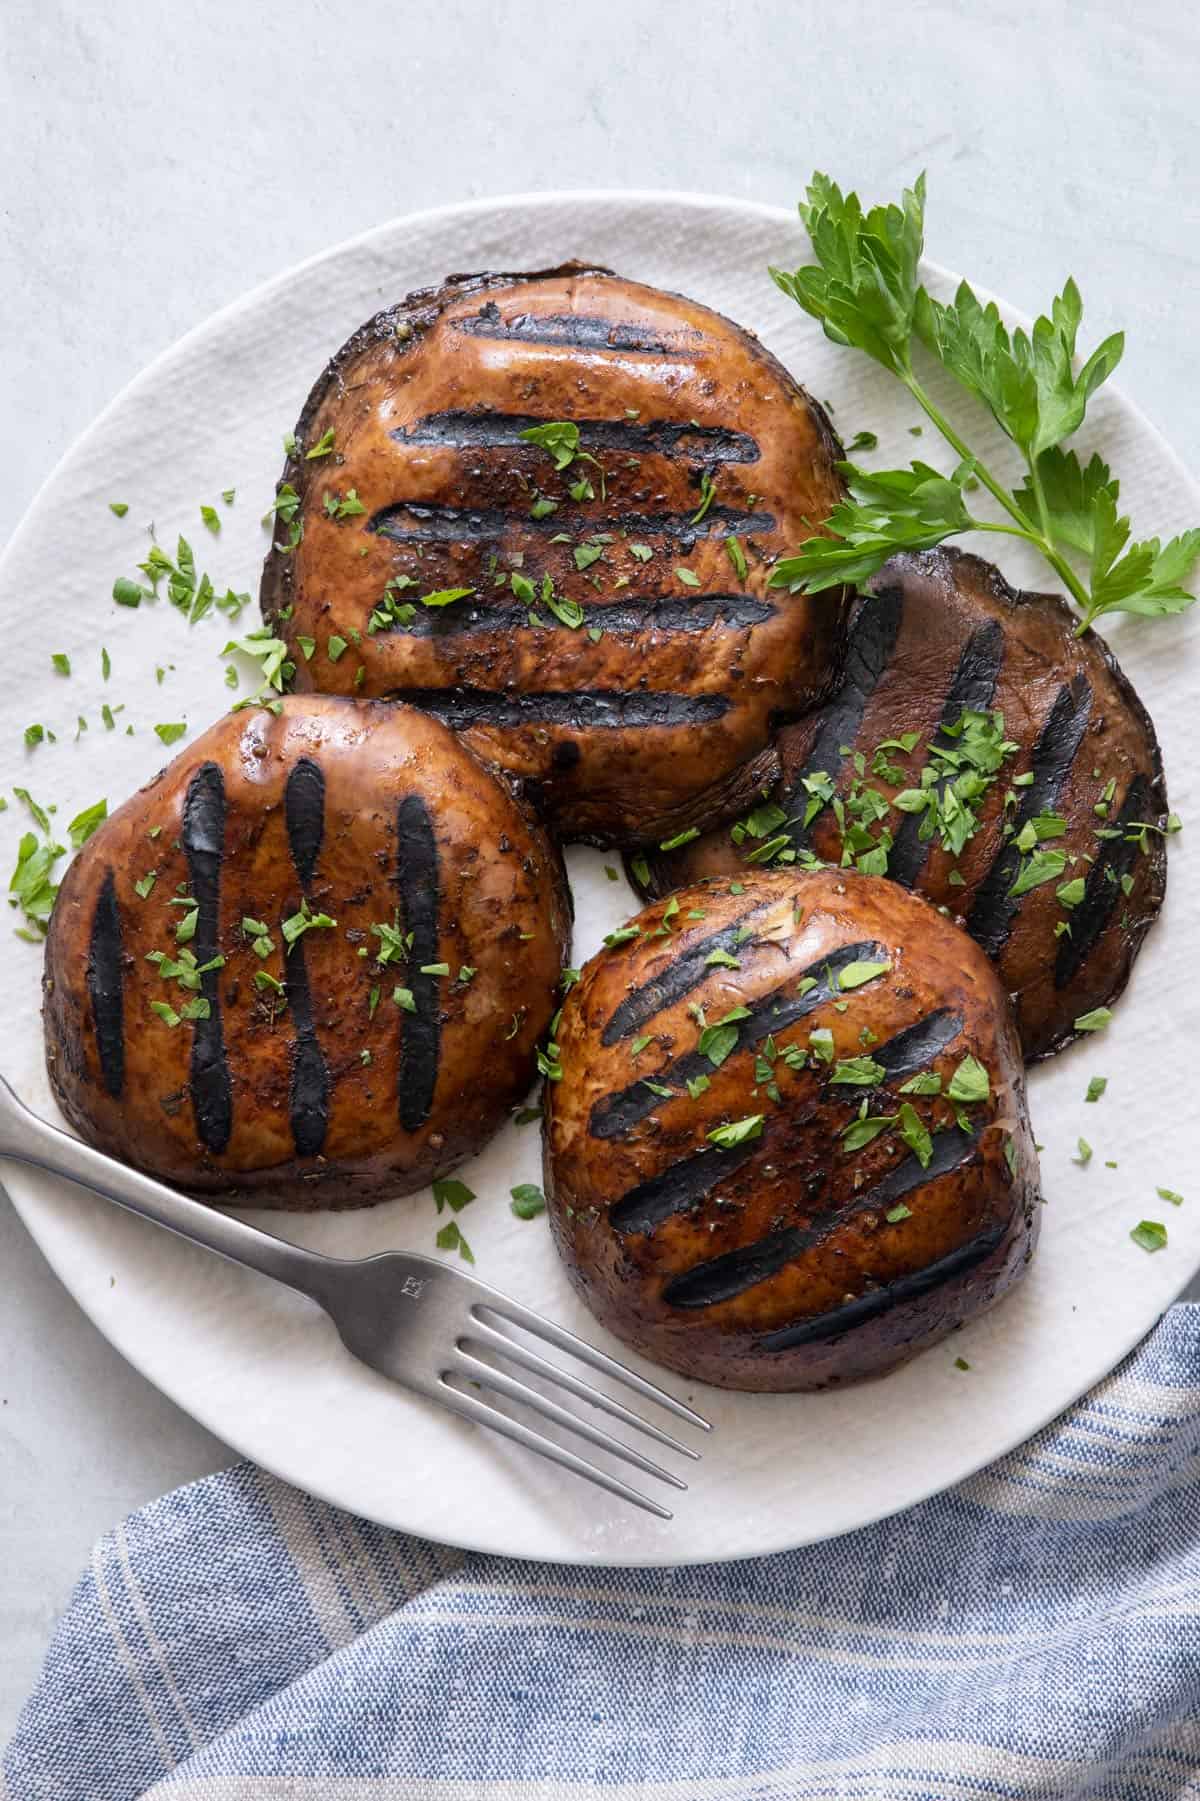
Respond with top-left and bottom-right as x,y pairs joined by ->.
770,173 -> 1199,635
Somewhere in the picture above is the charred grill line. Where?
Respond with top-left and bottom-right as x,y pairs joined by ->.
887,620 -> 1006,889
776,587 -> 905,849
373,592 -> 776,640
661,1125 -> 982,1310
285,761 -> 330,1158
87,868 -> 125,1098
396,794 -> 441,1133
284,757 -> 326,886
610,1139 -> 761,1237
1054,773 -> 1150,989
370,502 -> 774,545
870,1008 -> 963,1082
600,896 -> 794,1044
390,409 -> 758,462
758,1215 -> 1008,1350
284,930 -> 328,1159
451,310 -> 701,356
384,690 -> 731,731
588,940 -> 888,1141
967,677 -> 1093,959
182,764 -> 233,1156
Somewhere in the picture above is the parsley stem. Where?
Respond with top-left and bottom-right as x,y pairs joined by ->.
901,371 -> 1095,622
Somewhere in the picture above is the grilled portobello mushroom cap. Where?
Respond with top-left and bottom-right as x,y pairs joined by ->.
628,548 -> 1169,1060
545,869 -> 1040,1391
261,264 -> 848,845
44,696 -> 570,1209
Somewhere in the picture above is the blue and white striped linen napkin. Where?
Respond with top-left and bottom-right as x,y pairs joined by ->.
5,1305 -> 1200,1801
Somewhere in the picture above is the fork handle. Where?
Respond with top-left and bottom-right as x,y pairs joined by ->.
0,1075 -> 334,1301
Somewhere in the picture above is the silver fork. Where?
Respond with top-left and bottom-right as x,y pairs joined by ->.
0,1076 -> 708,1518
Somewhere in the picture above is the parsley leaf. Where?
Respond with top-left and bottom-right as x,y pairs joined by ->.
1130,1220 -> 1167,1253
510,1183 -> 547,1220
770,170 -> 1199,632
707,1114 -> 764,1148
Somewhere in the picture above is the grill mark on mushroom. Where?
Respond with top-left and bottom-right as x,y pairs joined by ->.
600,896 -> 794,1045
869,1007 -> 963,1082
182,763 -> 233,1156
383,690 -> 732,731
1054,773 -> 1149,989
450,309 -> 702,355
776,587 -> 906,851
390,409 -> 757,462
87,868 -> 125,1098
284,756 -> 325,885
758,1215 -> 1008,1349
370,501 -> 774,544
661,1125 -> 982,1310
372,591 -> 776,639
888,620 -> 1006,889
610,1139 -> 761,1238
396,794 -> 440,1132
285,759 -> 330,1158
588,940 -> 889,1141
967,676 -> 1093,958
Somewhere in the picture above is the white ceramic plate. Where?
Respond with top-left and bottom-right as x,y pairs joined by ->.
3,192 -> 1198,1566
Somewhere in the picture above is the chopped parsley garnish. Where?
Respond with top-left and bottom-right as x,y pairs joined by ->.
829,1056 -> 886,1086
322,488 -> 367,521
897,1102 -> 933,1168
281,898 -> 337,945
1156,1186 -> 1184,1206
51,653 -> 71,677
109,502 -> 129,517
660,827 -> 700,851
201,504 -> 221,535
698,1006 -> 751,1068
67,800 -> 107,848
629,544 -> 654,563
836,958 -> 891,990
510,1184 -> 547,1220
707,1114 -> 764,1148
305,428 -> 336,460
808,1027 -> 835,1063
1074,1137 -> 1093,1166
1074,1007 -> 1113,1033
394,986 -> 417,1013
947,1055 -> 990,1104
675,566 -> 701,588
435,1220 -> 474,1263
899,1071 -> 942,1095
705,948 -> 740,969
1130,1220 -> 1167,1253
691,472 -> 717,524
519,420 -> 585,471
842,1110 -> 896,1151
154,723 -> 187,746
725,536 -> 748,582
1085,1076 -> 1108,1103
887,1203 -> 913,1223
432,1177 -> 475,1214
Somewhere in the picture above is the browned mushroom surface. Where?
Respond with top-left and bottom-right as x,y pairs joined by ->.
628,548 -> 1168,1060
544,869 -> 1040,1391
261,264 -> 848,845
44,696 -> 570,1209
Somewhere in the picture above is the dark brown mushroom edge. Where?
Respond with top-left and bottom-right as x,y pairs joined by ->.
261,263 -> 849,846
44,696 -> 571,1210
627,548 -> 1169,1061
544,869 -> 1040,1391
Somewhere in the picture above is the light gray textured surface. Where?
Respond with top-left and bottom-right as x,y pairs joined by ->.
2,0 -> 1198,1742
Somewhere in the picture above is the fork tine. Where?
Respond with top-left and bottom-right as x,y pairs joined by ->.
462,1317 -> 701,1461
453,1345 -> 688,1490
471,1298 -> 712,1431
431,1375 -> 673,1519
